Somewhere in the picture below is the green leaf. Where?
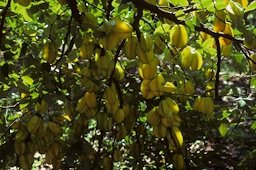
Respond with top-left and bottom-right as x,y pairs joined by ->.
185,19 -> 196,32
49,1 -> 62,14
178,0 -> 189,6
201,0 -> 212,8
11,1 -> 33,22
3,84 -> 10,91
154,24 -> 170,35
251,121 -> 256,131
232,53 -> 244,63
22,75 -> 34,86
20,103 -> 29,110
245,1 -> 256,13
215,0 -> 229,10
226,1 -> 244,18
30,92 -> 39,99
250,78 -> 256,88
238,99 -> 246,108
170,0 -> 188,6
221,110 -> 231,120
139,116 -> 147,123
219,123 -> 229,137
202,38 -> 214,49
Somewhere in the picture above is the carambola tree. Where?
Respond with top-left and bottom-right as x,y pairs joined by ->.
0,0 -> 256,169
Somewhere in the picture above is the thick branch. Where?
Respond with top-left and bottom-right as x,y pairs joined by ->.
131,0 -> 182,24
131,0 -> 243,44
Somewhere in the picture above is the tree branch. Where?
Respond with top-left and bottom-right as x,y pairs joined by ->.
214,37 -> 222,101
131,0 -> 182,24
130,0 -> 243,44
0,102 -> 20,109
106,0 -> 114,20
55,16 -> 73,66
67,0 -> 82,24
234,42 -> 256,65
108,40 -> 126,85
132,9 -> 143,39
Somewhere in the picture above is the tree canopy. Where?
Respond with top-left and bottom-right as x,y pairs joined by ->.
0,0 -> 256,169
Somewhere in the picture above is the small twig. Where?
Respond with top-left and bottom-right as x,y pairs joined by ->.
83,0 -> 106,13
234,42 -> 255,94
214,37 -> 222,101
106,0 -> 114,20
132,9 -> 143,39
2,108 -> 32,138
55,16 -> 73,88
0,102 -> 20,109
55,16 -> 73,66
235,43 -> 256,65
64,36 -> 75,55
48,12 -> 67,40
108,40 -> 126,85
227,109 -> 244,138
67,0 -> 82,24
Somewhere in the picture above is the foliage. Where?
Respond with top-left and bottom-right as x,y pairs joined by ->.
0,0 -> 256,169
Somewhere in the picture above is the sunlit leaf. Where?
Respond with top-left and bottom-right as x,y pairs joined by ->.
215,0 -> 229,10
251,78 -> 256,88
49,1 -> 62,14
11,1 -> 33,21
202,38 -> 214,49
178,0 -> 189,6
154,24 -> 171,35
22,75 -> 34,86
219,123 -> 229,137
221,110 -> 231,120
170,0 -> 188,6
20,102 -> 29,110
245,1 -> 256,13
3,84 -> 10,91
63,114 -> 72,121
